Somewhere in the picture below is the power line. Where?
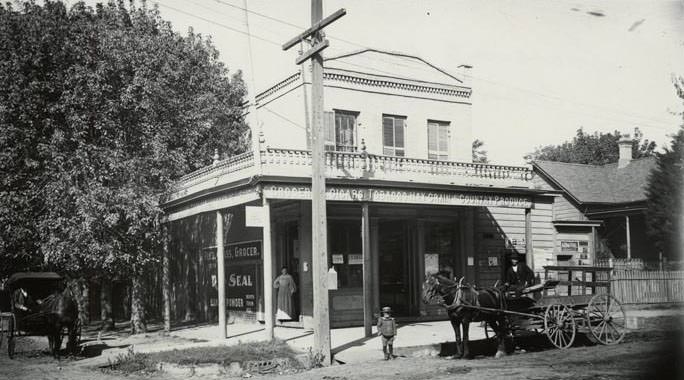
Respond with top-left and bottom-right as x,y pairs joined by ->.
211,0 -> 368,50
161,2 -> 677,132
156,2 -> 282,47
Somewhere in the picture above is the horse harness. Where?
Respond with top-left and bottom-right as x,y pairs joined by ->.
444,285 -> 508,320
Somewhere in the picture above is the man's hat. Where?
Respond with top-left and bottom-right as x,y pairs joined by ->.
381,306 -> 392,313
510,252 -> 523,260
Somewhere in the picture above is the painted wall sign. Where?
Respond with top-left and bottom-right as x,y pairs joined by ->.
225,240 -> 262,262
262,184 -> 532,208
226,264 -> 258,312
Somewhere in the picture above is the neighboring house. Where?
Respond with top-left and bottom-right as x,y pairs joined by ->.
161,49 -> 557,329
533,135 -> 658,266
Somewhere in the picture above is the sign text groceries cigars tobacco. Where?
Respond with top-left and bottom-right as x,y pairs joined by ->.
263,185 -> 532,208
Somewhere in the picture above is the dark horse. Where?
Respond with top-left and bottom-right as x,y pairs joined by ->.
24,288 -> 80,358
422,273 -> 508,359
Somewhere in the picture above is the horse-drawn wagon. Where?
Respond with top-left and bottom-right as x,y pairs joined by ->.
0,272 -> 81,359
423,265 -> 627,358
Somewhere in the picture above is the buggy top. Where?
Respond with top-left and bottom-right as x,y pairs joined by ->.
5,272 -> 64,301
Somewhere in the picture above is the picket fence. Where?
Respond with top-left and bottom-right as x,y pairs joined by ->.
611,270 -> 684,304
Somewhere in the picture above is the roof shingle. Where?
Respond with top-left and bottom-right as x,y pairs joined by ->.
534,157 -> 655,204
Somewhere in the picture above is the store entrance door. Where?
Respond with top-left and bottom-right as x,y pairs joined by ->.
378,220 -> 412,316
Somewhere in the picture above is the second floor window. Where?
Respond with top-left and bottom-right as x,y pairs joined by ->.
383,115 -> 406,156
324,110 -> 357,152
427,120 -> 450,160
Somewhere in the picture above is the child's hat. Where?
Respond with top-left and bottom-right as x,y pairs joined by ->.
381,306 -> 392,313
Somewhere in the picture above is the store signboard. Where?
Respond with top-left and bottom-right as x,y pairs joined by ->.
263,184 -> 532,208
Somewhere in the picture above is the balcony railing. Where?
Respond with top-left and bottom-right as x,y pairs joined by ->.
166,147 -> 534,203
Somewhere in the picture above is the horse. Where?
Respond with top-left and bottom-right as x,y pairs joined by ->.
422,273 -> 509,359
33,288 -> 80,358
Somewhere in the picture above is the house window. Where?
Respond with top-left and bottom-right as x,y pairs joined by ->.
324,110 -> 357,152
383,115 -> 406,156
427,120 -> 449,160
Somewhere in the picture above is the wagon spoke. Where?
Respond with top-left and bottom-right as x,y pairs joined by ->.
558,330 -> 566,347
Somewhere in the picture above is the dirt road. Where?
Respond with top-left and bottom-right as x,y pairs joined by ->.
0,316 -> 681,380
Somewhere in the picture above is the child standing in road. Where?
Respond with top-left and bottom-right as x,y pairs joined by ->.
377,306 -> 397,360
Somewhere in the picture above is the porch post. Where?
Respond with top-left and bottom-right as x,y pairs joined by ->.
162,223 -> 171,332
362,202 -> 372,337
591,226 -> 597,265
625,215 -> 631,259
525,208 -> 534,271
263,197 -> 275,340
216,210 -> 227,338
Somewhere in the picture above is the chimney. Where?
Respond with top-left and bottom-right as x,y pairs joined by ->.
457,64 -> 472,87
617,133 -> 633,169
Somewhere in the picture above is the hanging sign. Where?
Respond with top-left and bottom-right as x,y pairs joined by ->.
245,206 -> 265,227
327,267 -> 338,290
347,254 -> 363,265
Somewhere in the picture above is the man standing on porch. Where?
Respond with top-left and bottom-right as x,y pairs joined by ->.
273,266 -> 297,322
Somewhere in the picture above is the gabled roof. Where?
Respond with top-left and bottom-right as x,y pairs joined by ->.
533,157 -> 656,204
324,49 -> 465,87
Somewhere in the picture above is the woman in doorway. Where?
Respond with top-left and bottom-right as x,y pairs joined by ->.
273,266 -> 297,322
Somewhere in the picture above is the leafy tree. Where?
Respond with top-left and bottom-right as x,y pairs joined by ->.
645,78 -> 684,259
524,127 -> 656,164
0,0 -> 247,333
472,139 -> 488,163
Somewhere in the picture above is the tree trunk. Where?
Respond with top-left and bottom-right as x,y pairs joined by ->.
100,278 -> 115,331
130,275 -> 146,334
68,278 -> 89,325
80,280 -> 90,325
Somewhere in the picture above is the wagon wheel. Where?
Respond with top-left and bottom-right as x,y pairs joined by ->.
587,294 -> 626,345
544,304 -> 576,349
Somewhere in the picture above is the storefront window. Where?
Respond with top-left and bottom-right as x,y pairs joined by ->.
424,222 -> 459,279
328,220 -> 363,288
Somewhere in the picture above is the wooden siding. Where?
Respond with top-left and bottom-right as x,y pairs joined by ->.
474,206 -> 526,287
553,195 -> 586,221
531,197 -> 555,275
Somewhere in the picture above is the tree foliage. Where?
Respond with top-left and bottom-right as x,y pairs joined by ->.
472,139 -> 488,163
0,0 -> 247,328
645,78 -> 684,259
524,127 -> 656,164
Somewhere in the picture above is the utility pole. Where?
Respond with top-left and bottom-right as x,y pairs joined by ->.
282,2 -> 345,366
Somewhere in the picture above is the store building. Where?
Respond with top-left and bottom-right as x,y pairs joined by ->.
161,49 -> 557,330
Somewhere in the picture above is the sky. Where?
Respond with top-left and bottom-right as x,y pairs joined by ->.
114,1 -> 684,165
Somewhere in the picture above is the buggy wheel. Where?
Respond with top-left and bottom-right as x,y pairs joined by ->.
544,304 -> 576,349
8,335 -> 14,359
7,315 -> 15,359
587,294 -> 626,345
0,318 -> 4,349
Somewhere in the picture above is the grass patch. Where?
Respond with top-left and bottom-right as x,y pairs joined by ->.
106,349 -> 157,375
106,339 -> 301,374
149,339 -> 299,366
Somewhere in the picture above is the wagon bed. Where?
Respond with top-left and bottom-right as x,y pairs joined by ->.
480,265 -> 627,349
